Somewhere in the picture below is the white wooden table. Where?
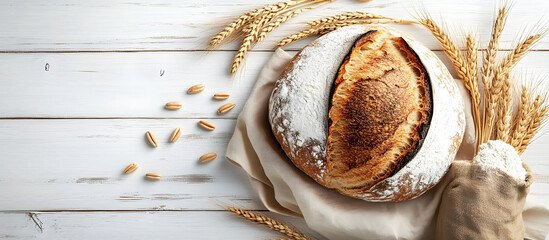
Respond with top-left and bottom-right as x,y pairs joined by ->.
1,0 -> 548,239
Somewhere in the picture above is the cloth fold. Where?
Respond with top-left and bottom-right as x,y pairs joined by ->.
225,48 -> 549,239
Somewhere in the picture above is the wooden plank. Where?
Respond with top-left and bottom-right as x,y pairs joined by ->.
1,0 -> 549,52
0,119 -> 264,211
0,51 -> 270,119
0,211 -> 326,240
0,119 -> 548,211
2,51 -> 549,118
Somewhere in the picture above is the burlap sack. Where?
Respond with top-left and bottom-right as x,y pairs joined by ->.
225,48 -> 549,239
436,160 -> 533,239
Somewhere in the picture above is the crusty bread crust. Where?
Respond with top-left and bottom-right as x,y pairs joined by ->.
270,50 -> 329,184
326,30 -> 432,195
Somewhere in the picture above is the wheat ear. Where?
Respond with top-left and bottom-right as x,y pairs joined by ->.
257,0 -> 329,43
481,5 -> 509,87
228,207 -> 311,240
209,14 -> 253,48
510,86 -> 533,150
277,28 -> 320,47
277,18 -> 414,47
307,11 -> 398,26
493,33 -> 545,141
418,18 -> 483,111
494,71 -> 513,142
209,1 -> 291,48
465,34 -> 481,146
418,18 -> 469,81
231,7 -> 284,74
518,95 -> 549,154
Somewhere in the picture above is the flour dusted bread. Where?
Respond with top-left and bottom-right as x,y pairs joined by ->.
269,25 -> 465,202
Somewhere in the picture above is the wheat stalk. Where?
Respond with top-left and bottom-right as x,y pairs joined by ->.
466,34 -> 482,147
241,2 -> 292,34
481,6 -> 509,87
307,11 -> 398,26
418,18 -> 490,142
231,26 -> 262,73
231,6 -> 288,73
493,33 -> 545,142
277,28 -> 320,47
518,95 -> 549,154
209,0 -> 298,48
479,5 -> 509,147
228,207 -> 311,240
277,18 -> 414,47
318,19 -> 415,35
494,70 -> 513,142
209,14 -> 253,48
227,0 -> 339,73
418,18 -> 469,81
257,1 -> 328,42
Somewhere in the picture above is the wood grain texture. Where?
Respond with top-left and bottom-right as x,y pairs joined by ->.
1,0 -> 549,238
1,0 -> 549,52
0,119 -> 265,211
1,51 -> 549,118
0,211 -> 327,240
0,119 -> 547,211
0,51 -> 270,119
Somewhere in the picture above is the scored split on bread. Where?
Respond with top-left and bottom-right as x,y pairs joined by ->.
326,30 -> 432,194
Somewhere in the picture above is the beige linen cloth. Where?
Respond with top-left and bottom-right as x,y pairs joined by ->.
225,48 -> 549,240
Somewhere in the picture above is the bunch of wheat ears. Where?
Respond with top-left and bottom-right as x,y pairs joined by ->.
209,0 -> 414,73
417,3 -> 548,154
217,1 -> 548,239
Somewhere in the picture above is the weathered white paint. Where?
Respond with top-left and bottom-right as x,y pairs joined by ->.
1,0 -> 549,238
0,119 -> 265,211
0,119 -> 547,212
0,211 -> 327,240
0,0 -> 549,51
0,51 -> 270,119
1,51 -> 549,118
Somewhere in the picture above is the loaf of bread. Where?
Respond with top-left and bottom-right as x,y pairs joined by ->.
269,25 -> 464,202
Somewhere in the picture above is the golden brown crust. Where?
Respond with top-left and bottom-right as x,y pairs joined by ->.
326,30 -> 432,193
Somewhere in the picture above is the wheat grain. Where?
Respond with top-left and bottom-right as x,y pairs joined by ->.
146,131 -> 158,148
228,207 -> 311,240
218,103 -> 236,114
123,163 -> 139,174
213,92 -> 230,100
199,153 -> 217,163
170,128 -> 182,143
145,173 -> 162,180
